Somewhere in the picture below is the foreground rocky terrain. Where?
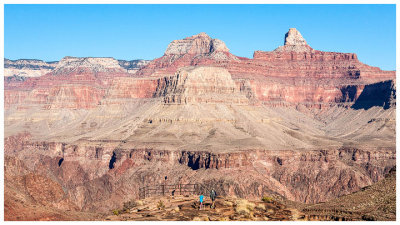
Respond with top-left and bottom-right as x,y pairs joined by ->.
5,152 -> 394,221
104,167 -> 395,221
4,28 -> 396,220
104,195 -> 303,221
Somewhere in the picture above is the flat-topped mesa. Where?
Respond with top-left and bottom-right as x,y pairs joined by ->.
5,58 -> 58,70
52,56 -> 125,75
153,66 -> 249,104
164,32 -> 229,56
4,58 -> 58,78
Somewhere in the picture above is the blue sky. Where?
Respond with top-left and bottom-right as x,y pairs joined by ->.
4,4 -> 396,70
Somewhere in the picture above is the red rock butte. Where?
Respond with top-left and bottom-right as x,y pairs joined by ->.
4,28 -> 396,218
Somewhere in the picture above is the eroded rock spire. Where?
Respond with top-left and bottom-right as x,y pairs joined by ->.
284,28 -> 307,46
275,28 -> 312,52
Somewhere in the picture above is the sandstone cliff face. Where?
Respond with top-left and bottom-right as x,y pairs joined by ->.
106,77 -> 158,99
153,66 -> 248,104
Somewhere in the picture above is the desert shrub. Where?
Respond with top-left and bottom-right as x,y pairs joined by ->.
112,209 -> 120,216
157,200 -> 165,210
135,200 -> 144,206
362,215 -> 376,221
235,199 -> 255,216
122,199 -> 144,212
247,202 -> 255,211
247,211 -> 254,219
256,204 -> 266,210
192,216 -> 209,221
266,208 -> 275,214
123,200 -> 137,211
223,200 -> 234,207
262,196 -> 274,203
218,217 -> 230,221
236,199 -> 255,210
235,205 -> 250,215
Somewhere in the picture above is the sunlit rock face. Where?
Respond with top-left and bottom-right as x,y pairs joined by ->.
52,57 -> 124,74
137,32 -> 239,77
274,28 -> 312,52
5,58 -> 58,78
154,66 -> 248,104
3,28 -> 396,217
165,32 -> 229,55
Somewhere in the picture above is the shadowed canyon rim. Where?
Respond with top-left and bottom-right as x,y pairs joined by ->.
4,28 -> 396,221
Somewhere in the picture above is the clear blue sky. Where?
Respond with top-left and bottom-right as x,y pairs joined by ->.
5,4 -> 396,70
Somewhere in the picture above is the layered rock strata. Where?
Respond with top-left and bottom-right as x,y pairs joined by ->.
4,29 -> 396,110
3,28 -> 396,218
153,66 -> 249,104
5,57 -> 129,109
4,132 -> 395,212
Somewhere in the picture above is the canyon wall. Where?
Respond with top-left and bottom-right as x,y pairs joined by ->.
4,28 -> 396,217
4,29 -> 396,110
4,132 -> 395,212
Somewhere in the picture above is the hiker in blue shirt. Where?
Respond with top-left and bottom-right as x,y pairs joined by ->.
199,194 -> 204,210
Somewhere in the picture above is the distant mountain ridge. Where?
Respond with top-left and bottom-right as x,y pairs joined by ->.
4,57 -> 151,77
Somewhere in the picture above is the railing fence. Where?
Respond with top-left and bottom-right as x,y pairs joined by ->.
139,183 -> 213,199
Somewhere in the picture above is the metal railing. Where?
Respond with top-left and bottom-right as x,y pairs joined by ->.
139,183 -> 207,199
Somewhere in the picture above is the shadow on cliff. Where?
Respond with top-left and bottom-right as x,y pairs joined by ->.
351,80 -> 395,110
